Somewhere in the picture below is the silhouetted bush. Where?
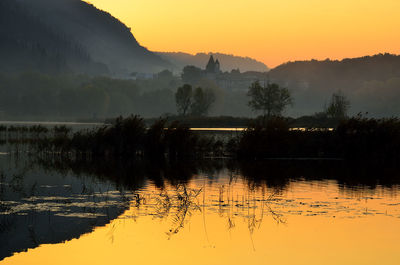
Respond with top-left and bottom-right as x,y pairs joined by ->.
336,117 -> 400,163
238,116 -> 306,158
66,116 -> 219,159
236,116 -> 400,163
144,115 -> 252,128
3,116 -> 400,165
164,122 -> 198,159
144,119 -> 168,159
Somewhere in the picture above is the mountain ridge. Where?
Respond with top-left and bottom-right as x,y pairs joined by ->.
17,0 -> 173,75
268,53 -> 400,117
0,0 -> 172,75
0,0 -> 109,74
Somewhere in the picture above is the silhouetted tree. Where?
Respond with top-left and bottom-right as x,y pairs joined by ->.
175,84 -> 193,116
190,87 -> 215,116
247,81 -> 293,118
325,91 -> 350,119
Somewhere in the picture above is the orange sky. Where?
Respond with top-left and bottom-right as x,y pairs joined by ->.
87,0 -> 400,67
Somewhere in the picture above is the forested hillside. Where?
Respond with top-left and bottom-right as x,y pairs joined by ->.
269,54 -> 400,117
16,0 -> 172,75
0,0 -> 172,76
0,0 -> 107,74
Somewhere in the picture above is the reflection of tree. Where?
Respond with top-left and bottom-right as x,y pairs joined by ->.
154,190 -> 171,219
127,184 -> 203,240
226,185 -> 286,251
166,185 -> 202,240
128,180 -> 287,243
23,155 -> 400,240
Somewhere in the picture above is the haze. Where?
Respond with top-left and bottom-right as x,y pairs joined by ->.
87,0 -> 400,67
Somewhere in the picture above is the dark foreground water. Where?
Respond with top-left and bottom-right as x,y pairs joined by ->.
0,155 -> 399,265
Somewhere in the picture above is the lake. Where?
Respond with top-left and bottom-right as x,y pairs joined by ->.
0,155 -> 399,265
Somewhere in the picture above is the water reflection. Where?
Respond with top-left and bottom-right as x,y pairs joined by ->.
127,180 -> 287,244
0,156 -> 135,261
126,176 -> 399,240
1,156 -> 400,264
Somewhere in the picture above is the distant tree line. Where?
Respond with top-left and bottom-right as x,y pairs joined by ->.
0,72 -> 180,119
0,71 -> 351,122
0,70 -> 253,120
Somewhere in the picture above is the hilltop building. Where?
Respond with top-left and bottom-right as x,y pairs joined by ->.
182,55 -> 268,91
205,55 -> 221,74
203,55 -> 268,91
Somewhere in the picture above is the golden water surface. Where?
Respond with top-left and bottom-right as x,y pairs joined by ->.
2,172 -> 400,265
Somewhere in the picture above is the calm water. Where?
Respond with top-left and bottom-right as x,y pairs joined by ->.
0,121 -> 106,126
0,156 -> 399,265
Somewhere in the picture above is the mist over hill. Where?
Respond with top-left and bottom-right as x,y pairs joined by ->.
0,0 -> 108,75
269,53 -> 400,117
0,0 -> 171,76
161,53 -> 400,118
1,0 -> 400,119
158,52 -> 269,73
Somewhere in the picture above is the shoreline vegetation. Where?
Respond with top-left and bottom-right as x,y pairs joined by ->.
142,115 -> 341,129
0,114 -> 340,129
1,115 -> 400,164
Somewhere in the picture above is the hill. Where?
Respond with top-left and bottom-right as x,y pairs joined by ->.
157,52 -> 269,73
0,0 -> 172,76
269,53 -> 400,117
0,0 -> 108,75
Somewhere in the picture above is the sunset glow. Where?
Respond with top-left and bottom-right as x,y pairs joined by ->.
2,1 -> 400,264
4,180 -> 400,265
87,0 -> 400,67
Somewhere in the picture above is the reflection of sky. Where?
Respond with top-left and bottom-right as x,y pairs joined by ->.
0,158 -> 134,262
3,174 -> 400,265
1,191 -> 131,219
130,177 -> 400,223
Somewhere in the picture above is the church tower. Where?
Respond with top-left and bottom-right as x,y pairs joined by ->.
206,55 -> 216,73
205,55 -> 221,73
215,59 -> 220,72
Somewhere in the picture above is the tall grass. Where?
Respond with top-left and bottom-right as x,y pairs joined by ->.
2,116 -> 400,164
235,116 -> 400,163
15,115 -> 223,160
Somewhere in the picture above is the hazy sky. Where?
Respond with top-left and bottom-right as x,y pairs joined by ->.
87,0 -> 400,67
